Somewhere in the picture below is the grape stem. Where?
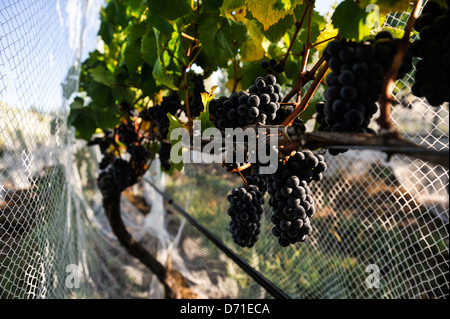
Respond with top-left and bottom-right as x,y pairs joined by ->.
281,61 -> 328,126
280,1 -> 312,66
295,3 -> 315,106
236,170 -> 248,189
231,162 -> 252,174
311,35 -> 338,48
377,0 -> 423,131
281,56 -> 325,104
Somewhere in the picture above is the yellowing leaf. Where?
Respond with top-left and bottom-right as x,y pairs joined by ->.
313,23 -> 339,54
242,38 -> 265,61
245,0 -> 303,31
226,78 -> 243,93
200,85 -> 218,110
223,5 -> 248,23
241,20 -> 265,61
140,120 -> 151,132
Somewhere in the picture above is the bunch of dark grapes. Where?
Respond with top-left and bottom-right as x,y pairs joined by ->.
140,92 -> 182,134
159,142 -> 172,171
318,32 -> 412,155
271,105 -> 307,129
97,158 -> 137,195
227,176 -> 266,248
209,75 -> 283,129
245,172 -> 268,194
410,0 -> 449,106
261,58 -> 285,73
128,144 -> 151,171
118,101 -> 137,117
88,130 -> 114,154
118,123 -> 138,146
189,73 -> 207,117
266,151 -> 327,247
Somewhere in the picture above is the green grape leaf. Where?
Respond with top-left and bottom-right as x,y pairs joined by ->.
123,42 -> 143,80
128,0 -> 146,13
147,12 -> 174,35
245,0 -> 303,31
147,0 -> 191,20
90,64 -> 115,86
332,0 -> 378,41
141,29 -> 158,67
153,56 -> 178,90
198,11 -> 247,68
68,102 -> 97,141
221,19 -> 248,53
112,86 -> 136,105
95,108 -> 121,130
127,21 -> 147,44
98,21 -> 114,46
260,13 -> 294,43
140,63 -> 157,97
87,81 -> 114,109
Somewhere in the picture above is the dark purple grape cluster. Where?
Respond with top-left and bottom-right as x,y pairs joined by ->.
209,75 -> 284,129
128,144 -> 151,170
411,0 -> 449,106
261,58 -> 285,73
97,158 -> 137,195
227,178 -> 266,248
245,173 -> 268,194
266,151 -> 327,247
140,92 -> 181,135
271,105 -> 307,129
318,34 -> 412,155
118,122 -> 138,146
189,73 -> 206,117
89,102 -> 155,193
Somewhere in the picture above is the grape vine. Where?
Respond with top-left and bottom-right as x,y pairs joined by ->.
66,0 -> 449,297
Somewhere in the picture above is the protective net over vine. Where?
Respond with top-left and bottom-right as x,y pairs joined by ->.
0,0 -> 448,299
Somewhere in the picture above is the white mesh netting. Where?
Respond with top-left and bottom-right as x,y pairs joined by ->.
0,0 -> 448,299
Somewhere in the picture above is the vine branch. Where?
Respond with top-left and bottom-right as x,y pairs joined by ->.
102,192 -> 179,299
194,125 -> 448,168
280,1 -> 311,66
281,61 -> 328,126
295,2 -> 315,106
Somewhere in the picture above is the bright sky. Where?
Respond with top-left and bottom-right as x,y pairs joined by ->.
0,0 -> 102,113
315,0 -> 342,15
